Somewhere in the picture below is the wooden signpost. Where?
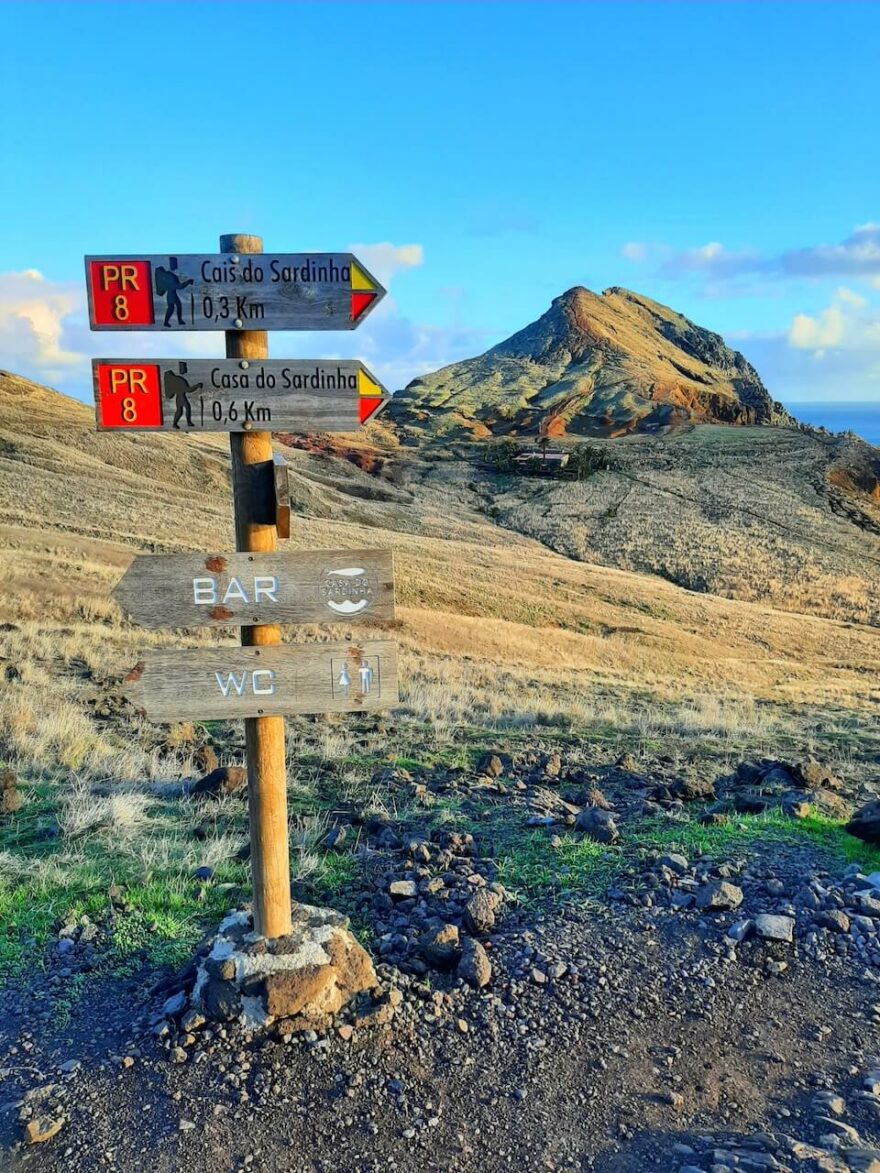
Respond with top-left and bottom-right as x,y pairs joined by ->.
91,358 -> 389,432
123,640 -> 398,722
273,454 -> 291,539
113,549 -> 395,629
88,231 -> 400,940
84,252 -> 386,332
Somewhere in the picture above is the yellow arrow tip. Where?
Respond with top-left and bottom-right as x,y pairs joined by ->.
350,261 -> 376,292
357,368 -> 382,397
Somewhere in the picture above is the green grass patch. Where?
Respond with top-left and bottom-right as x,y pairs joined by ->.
496,808 -> 880,904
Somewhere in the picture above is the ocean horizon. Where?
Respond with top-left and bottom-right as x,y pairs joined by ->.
785,402 -> 880,447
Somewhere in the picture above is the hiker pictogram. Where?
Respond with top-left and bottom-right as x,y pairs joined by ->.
163,362 -> 202,429
155,257 -> 194,327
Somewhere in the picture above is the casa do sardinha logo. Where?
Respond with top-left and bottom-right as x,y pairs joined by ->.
321,566 -> 377,616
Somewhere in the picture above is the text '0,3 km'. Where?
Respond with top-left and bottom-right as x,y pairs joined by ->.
123,640 -> 399,721
91,359 -> 389,432
112,550 -> 395,629
84,253 -> 386,331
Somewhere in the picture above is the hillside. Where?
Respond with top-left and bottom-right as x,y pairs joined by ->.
389,286 -> 793,440
3,372 -> 880,1173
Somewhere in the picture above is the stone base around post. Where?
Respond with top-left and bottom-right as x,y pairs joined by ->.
185,903 -> 378,1033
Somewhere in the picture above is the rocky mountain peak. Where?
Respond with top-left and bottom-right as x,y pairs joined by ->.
389,285 -> 793,441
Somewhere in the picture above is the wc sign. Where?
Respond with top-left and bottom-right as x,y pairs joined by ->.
123,641 -> 398,721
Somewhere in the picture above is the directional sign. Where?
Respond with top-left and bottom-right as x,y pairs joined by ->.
113,549 -> 395,629
91,359 -> 389,432
84,253 -> 385,331
123,639 -> 398,721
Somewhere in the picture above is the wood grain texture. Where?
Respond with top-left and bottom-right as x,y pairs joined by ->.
112,549 -> 395,628
122,640 -> 399,721
90,359 -> 386,433
84,252 -> 385,331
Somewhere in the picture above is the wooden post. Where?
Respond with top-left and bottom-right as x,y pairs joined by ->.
221,232 -> 292,939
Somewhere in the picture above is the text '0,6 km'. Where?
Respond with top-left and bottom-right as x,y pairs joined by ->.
123,640 -> 398,722
112,550 -> 395,629
84,253 -> 386,331
92,359 -> 389,432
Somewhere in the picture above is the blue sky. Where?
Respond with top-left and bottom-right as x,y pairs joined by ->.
2,1 -> 879,406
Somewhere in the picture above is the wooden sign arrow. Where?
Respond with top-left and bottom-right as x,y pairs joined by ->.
91,359 -> 389,432
84,253 -> 385,332
113,549 -> 394,629
122,639 -> 398,721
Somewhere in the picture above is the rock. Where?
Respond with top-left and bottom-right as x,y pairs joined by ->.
669,777 -> 716,802
695,881 -> 743,912
658,853 -> 689,876
477,753 -> 505,778
162,990 -> 187,1017
263,931 -> 375,1021
458,938 -> 492,988
201,979 -> 241,1022
388,879 -> 418,900
180,1009 -> 206,1032
814,1091 -> 846,1117
418,922 -> 461,970
543,753 -> 562,778
782,798 -> 812,819
815,909 -> 851,934
24,1116 -> 64,1145
727,919 -> 753,942
848,801 -> 880,846
794,757 -> 843,791
192,904 -> 377,1030
575,807 -> 619,844
191,766 -> 247,800
754,914 -> 795,943
464,889 -> 500,935
844,1146 -> 880,1172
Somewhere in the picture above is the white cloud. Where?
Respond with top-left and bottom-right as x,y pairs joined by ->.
788,287 -> 880,353
629,224 -> 880,293
621,241 -> 649,262
0,270 -> 83,384
346,242 -> 423,287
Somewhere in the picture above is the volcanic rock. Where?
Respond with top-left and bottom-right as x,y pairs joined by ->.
419,922 -> 461,970
575,807 -> 619,844
458,937 -> 492,988
464,889 -> 501,935
191,766 -> 247,800
695,881 -> 744,912
754,914 -> 795,942
192,905 -> 377,1029
848,801 -> 880,845
389,286 -> 791,440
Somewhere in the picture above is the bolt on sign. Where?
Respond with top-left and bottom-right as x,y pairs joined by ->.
123,641 -> 398,722
113,550 -> 395,629
84,253 -> 385,332
91,359 -> 389,432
